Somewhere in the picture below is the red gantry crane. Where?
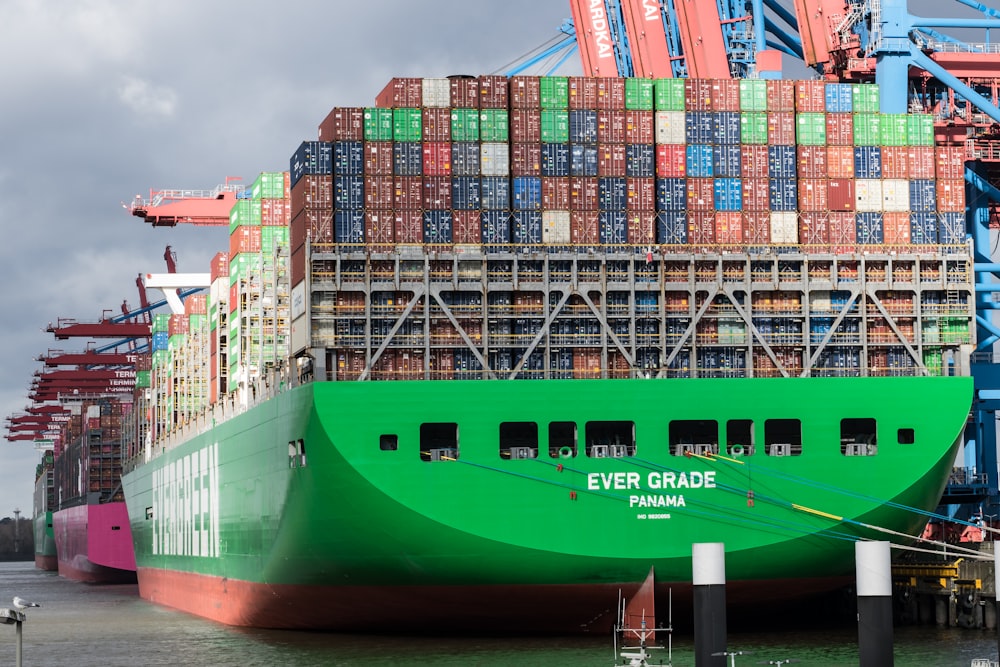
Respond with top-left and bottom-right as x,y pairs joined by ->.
127,177 -> 243,227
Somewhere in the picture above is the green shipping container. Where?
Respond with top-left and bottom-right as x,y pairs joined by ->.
250,172 -> 285,200
363,108 -> 393,141
923,348 -> 942,374
880,114 -> 909,146
261,226 -> 290,254
852,84 -> 880,113
479,109 -> 509,142
451,108 -> 479,142
136,371 -> 151,389
541,109 -> 569,143
229,199 -> 261,233
625,78 -> 655,110
906,114 -> 935,146
168,334 -> 186,351
152,314 -> 171,334
796,113 -> 827,145
654,78 -> 685,111
392,108 -> 422,142
152,349 -> 169,369
739,80 -> 768,111
740,113 -> 768,144
540,76 -> 569,109
188,314 -> 207,331
853,113 -> 882,146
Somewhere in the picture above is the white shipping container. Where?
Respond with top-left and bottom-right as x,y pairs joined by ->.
421,78 -> 451,108
481,142 -> 510,176
855,179 -> 883,212
809,290 -> 831,311
882,179 -> 910,212
770,212 -> 799,243
542,210 -> 571,244
655,111 -> 686,144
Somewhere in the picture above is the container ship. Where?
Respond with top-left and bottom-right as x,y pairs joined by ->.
32,451 -> 56,571
113,74 -> 975,631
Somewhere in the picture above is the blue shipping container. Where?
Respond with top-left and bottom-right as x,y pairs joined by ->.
909,179 -> 936,212
481,210 -> 511,244
713,144 -> 742,178
767,145 -> 796,178
938,212 -> 965,244
569,109 -> 598,143
152,331 -> 169,352
714,178 -> 743,211
393,142 -> 423,176
824,83 -> 853,112
768,178 -> 798,211
856,212 -> 884,244
423,210 -> 454,243
656,178 -> 686,210
686,144 -> 714,177
335,210 -> 365,243
512,211 -> 542,244
333,141 -> 364,175
512,176 -> 542,210
599,211 -> 628,244
541,143 -> 571,177
712,112 -> 741,144
657,211 -> 687,243
481,177 -> 511,210
290,140 -> 333,187
685,112 -> 713,143
452,176 -> 481,210
909,212 -> 938,244
599,177 -> 628,210
451,142 -> 481,177
570,143 -> 599,176
334,175 -> 365,209
626,144 -> 655,177
854,146 -> 882,179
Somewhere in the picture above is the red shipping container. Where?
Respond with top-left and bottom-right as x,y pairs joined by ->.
796,145 -> 828,178
168,314 -> 189,336
883,211 -> 911,246
542,177 -> 571,209
794,80 -> 826,112
375,77 -> 422,108
450,77 -> 479,108
394,176 -> 422,209
209,252 -> 229,282
598,143 -> 627,177
627,210 -> 656,244
422,175 -> 452,209
767,112 -> 796,144
825,113 -> 853,145
184,294 -> 207,315
318,107 -> 364,142
798,179 -> 828,211
740,145 -> 769,175
765,80 -> 795,111
569,177 -> 600,210
937,179 -> 966,211
715,211 -> 743,244
364,175 -> 394,209
626,177 -> 656,210
826,145 -> 855,178
829,211 -> 857,246
689,211 -> 716,244
687,178 -> 715,211
684,79 -> 713,111
624,110 -> 655,144
827,178 -> 856,211
290,174 -> 333,213
573,350 -> 602,379
597,110 -> 626,143
453,210 -> 482,244
291,244 -> 306,287
478,75 -> 508,108
907,147 -> 935,179
656,144 -> 687,177
571,210 -> 600,243
511,109 -> 542,143
568,76 -> 599,109
510,75 -> 541,108
710,79 -> 741,111
596,77 -> 626,110
365,210 -> 396,245
743,211 -> 771,244
261,198 -> 289,227
364,141 -> 394,175
880,146 -> 909,179
742,178 -> 770,210
512,142 -> 542,176
394,210 -> 423,243
230,225 -> 262,254
799,212 -> 830,247
422,142 -> 452,176
422,107 -> 452,142
936,145 -> 967,179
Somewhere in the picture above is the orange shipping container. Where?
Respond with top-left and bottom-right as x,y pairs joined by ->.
826,145 -> 855,178
542,177 -> 571,209
656,145 -> 686,177
799,211 -> 830,246
936,180 -> 966,211
715,211 -> 743,244
569,177 -> 600,210
626,177 -> 656,210
689,211 -> 716,244
743,211 -> 771,244
597,110 -> 626,143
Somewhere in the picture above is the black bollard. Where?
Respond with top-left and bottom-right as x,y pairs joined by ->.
693,542 -> 726,667
856,540 -> 893,667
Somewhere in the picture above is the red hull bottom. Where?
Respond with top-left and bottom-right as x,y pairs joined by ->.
58,556 -> 137,584
137,567 -> 852,633
34,554 -> 57,571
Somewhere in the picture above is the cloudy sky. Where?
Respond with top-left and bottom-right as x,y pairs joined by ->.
0,1 -> 583,518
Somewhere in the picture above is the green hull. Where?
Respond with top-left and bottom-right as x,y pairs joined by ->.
123,375 -> 971,629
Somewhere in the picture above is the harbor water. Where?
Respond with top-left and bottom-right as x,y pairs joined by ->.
1,561 -> 997,666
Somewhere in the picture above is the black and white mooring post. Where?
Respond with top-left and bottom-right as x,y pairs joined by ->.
693,541 -> 727,667
856,540 -> 893,667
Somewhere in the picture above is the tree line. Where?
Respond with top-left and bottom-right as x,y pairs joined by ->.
0,517 -> 34,560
